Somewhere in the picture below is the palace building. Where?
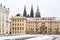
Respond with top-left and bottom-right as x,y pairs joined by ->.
0,4 -> 9,35
10,6 -> 60,34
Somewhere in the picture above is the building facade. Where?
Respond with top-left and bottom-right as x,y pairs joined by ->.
0,4 -> 9,35
0,4 -> 60,35
10,6 -> 60,34
26,18 -> 60,34
10,14 -> 60,34
10,14 -> 26,34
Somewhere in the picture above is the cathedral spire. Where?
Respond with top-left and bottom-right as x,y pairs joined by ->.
30,5 -> 34,17
35,6 -> 41,17
23,5 -> 27,17
27,14 -> 30,17
37,6 -> 39,12
4,5 -> 5,8
0,4 -> 2,7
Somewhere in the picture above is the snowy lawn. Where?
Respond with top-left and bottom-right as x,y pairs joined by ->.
0,34 -> 60,40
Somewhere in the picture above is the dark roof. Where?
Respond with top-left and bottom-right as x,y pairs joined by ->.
16,14 -> 20,16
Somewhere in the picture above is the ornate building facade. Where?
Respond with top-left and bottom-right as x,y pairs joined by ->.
0,4 -> 9,35
10,6 -> 60,34
10,14 -> 26,34
10,14 -> 60,34
0,4 -> 60,35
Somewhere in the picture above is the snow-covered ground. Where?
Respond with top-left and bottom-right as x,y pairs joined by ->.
26,35 -> 60,40
0,34 -> 60,40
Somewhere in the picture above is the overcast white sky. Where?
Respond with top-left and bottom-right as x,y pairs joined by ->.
0,0 -> 60,17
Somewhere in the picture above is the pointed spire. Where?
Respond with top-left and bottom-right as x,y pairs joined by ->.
30,5 -> 34,17
35,6 -> 41,17
0,4 -> 2,7
37,6 -> 39,12
23,5 -> 27,17
4,5 -> 5,8
8,8 -> 9,10
27,14 -> 30,17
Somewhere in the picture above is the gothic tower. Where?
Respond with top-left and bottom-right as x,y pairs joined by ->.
27,14 -> 30,17
23,6 -> 27,17
30,5 -> 34,17
35,6 -> 41,17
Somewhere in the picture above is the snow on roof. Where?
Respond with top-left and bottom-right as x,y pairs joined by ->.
27,17 -> 56,21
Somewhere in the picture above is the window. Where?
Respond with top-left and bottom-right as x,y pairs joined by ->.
0,16 -> 1,21
17,27 -> 19,30
2,16 -> 4,21
29,23 -> 30,24
26,25 -> 27,27
33,25 -> 34,27
10,32 -> 11,34
15,20 -> 16,22
15,27 -> 16,30
29,28 -> 30,30
0,23 -> 1,27
26,28 -> 27,30
36,28 -> 38,31
31,28 -> 33,30
22,24 -> 24,26
12,24 -> 14,26
2,29 -> 4,33
15,24 -> 16,26
10,28 -> 11,30
55,28 -> 57,30
12,27 -> 14,30
48,28 -> 49,30
17,20 -> 19,22
29,25 -> 30,27
36,25 -> 37,27
15,31 -> 16,33
6,23 -> 8,27
13,31 -> 14,33
22,27 -> 24,30
33,28 -> 34,30
6,16 -> 8,21
20,27 -> 21,30
22,20 -> 24,22
2,23 -> 4,27
18,24 -> 19,26
12,20 -> 14,22
50,28 -> 52,31
0,29 -> 1,33
20,20 -> 21,22
20,24 -> 21,26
